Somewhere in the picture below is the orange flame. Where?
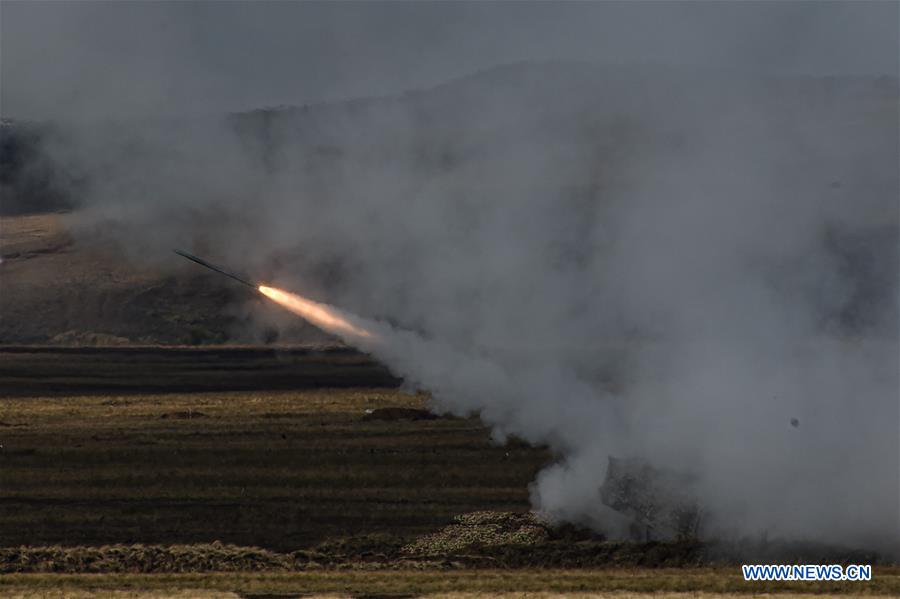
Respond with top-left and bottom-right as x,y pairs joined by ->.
258,285 -> 373,339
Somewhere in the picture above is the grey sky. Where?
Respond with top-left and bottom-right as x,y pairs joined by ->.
1,1 -> 898,120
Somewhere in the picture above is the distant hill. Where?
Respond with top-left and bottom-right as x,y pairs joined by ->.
0,212 -> 335,344
5,62 -> 897,219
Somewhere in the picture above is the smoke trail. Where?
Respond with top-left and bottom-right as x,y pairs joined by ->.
256,283 -> 615,463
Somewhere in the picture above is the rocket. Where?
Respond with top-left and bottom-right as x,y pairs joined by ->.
174,249 -> 257,289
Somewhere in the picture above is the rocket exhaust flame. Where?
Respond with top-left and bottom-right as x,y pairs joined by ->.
258,285 -> 374,341
174,249 -> 374,341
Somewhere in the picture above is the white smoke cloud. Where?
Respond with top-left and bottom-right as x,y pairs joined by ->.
4,3 -> 897,554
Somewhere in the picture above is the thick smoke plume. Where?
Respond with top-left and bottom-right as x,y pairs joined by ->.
26,62 -> 897,551
3,4 -> 897,552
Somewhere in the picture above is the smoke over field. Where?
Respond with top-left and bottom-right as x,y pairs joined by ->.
2,3 -> 897,555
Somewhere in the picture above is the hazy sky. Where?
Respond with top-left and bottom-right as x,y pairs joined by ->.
2,1 -> 898,119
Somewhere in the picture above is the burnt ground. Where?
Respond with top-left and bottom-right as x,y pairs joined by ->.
0,345 -> 399,396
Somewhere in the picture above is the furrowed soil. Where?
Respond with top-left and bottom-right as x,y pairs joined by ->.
1,348 -> 896,596
0,348 -> 538,551
0,345 -> 399,397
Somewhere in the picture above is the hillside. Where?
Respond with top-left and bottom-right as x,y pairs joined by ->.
0,212 -> 331,344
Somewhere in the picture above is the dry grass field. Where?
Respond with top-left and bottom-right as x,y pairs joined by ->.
4,570 -> 900,597
1,348 -> 896,597
0,353 -> 542,551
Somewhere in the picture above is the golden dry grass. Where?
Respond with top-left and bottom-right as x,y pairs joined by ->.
1,590 -> 243,599
1,594 -> 892,599
3,569 -> 899,596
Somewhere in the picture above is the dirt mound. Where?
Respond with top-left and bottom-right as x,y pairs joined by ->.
402,511 -> 550,556
0,542 -> 292,573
